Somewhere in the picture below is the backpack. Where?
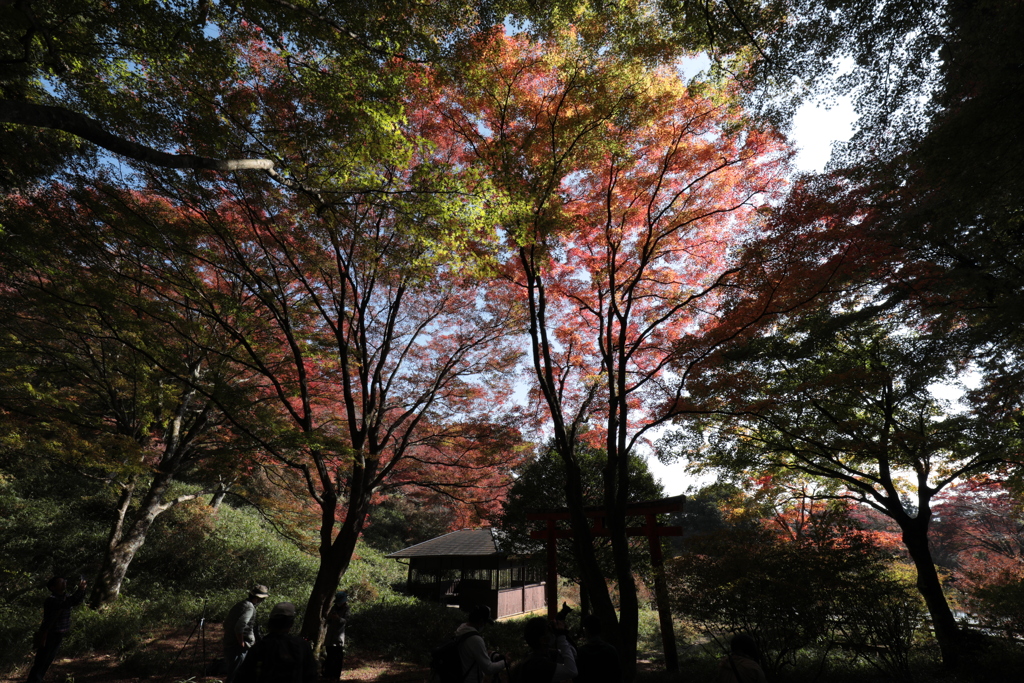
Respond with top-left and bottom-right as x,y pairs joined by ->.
510,649 -> 558,683
430,631 -> 482,683
241,634 -> 309,683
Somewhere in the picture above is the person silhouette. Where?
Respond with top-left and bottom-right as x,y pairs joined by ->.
717,634 -> 767,683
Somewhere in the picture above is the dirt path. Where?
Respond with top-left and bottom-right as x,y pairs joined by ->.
2,627 -> 431,683
3,622 -> 669,683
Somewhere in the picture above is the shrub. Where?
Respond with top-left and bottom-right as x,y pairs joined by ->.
970,577 -> 1024,638
128,500 -> 319,612
667,522 -> 922,678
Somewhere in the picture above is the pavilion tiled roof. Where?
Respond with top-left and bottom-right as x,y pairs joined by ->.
386,528 -> 503,558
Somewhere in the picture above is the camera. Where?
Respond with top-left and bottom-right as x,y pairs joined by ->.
556,601 -> 572,622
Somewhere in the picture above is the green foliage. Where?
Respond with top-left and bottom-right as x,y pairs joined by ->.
497,442 -> 664,580
0,473 -> 315,673
0,471 -> 114,666
667,515 -> 925,678
971,578 -> 1024,639
0,474 -> 110,599
336,543 -> 407,605
127,501 -> 319,616
362,495 -> 453,554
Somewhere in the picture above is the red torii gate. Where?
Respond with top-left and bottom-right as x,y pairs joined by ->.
527,495 -> 685,672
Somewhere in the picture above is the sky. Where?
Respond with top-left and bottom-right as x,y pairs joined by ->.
790,96 -> 858,173
646,94 -> 858,497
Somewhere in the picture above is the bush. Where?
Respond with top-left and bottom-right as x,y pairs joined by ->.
832,572 -> 924,679
667,522 -> 925,678
970,577 -> 1024,637
128,501 -> 319,613
0,478 -> 110,671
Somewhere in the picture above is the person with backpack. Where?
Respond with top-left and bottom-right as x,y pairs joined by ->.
453,605 -> 505,683
224,584 -> 270,683
233,602 -> 317,683
509,616 -> 577,683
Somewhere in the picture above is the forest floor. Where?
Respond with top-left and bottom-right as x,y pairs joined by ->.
0,628 -> 430,683
0,628 -> 670,683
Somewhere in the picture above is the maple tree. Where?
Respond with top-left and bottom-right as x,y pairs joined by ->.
427,28 -> 788,676
930,481 -> 1024,633
0,185 -> 261,608
39,150 -> 526,644
660,1 -> 1023,668
0,0 -> 786,193
0,0 -> 491,184
0,24 -> 529,642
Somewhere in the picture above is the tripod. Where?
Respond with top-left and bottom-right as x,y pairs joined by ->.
165,601 -> 209,683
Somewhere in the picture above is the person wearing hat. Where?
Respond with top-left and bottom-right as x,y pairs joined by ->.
224,584 -> 270,683
321,591 -> 350,682
234,602 -> 316,683
456,605 -> 506,683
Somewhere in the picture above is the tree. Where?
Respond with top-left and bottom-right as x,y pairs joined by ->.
0,192 -> 258,607
27,162 -> 526,645
676,309 -> 1013,666
659,2 -> 1023,669
498,441 -> 663,588
432,28 -> 788,678
930,480 -> 1024,634
0,0 -> 788,191
0,0 -> 501,183
2,14 -> 537,638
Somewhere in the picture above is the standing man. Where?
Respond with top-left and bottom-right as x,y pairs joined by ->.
575,615 -> 621,683
224,584 -> 270,683
456,606 -> 505,683
509,616 -> 577,683
234,602 -> 317,683
321,591 -> 350,682
26,575 -> 87,683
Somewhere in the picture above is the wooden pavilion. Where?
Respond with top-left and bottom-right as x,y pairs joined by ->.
386,528 -> 546,619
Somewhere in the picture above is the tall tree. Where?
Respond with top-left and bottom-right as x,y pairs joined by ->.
33,160 -> 526,645
677,310 -> 1013,665
432,29 -> 787,678
0,191 -> 254,607
2,22 -> 528,639
673,2 -> 1024,666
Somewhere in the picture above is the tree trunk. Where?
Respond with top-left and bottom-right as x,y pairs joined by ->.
562,459 -> 620,666
90,470 -> 176,608
608,511 -> 638,682
209,482 -> 229,510
650,535 -> 678,673
899,518 -> 961,667
607,392 -> 638,682
299,498 -> 365,653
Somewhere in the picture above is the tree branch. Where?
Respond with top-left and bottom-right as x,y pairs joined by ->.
0,99 -> 279,174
